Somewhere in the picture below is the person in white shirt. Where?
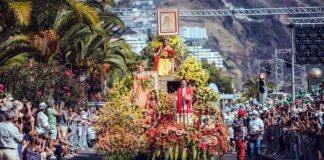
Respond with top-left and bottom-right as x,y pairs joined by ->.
36,102 -> 49,135
248,110 -> 264,160
0,109 -> 23,160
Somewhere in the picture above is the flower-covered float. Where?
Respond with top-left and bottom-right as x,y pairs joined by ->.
96,36 -> 231,160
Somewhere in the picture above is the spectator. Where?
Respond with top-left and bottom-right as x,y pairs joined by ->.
46,99 -> 62,140
0,109 -> 23,160
57,101 -> 68,138
233,109 -> 248,160
87,120 -> 96,149
36,102 -> 49,135
248,110 -> 264,160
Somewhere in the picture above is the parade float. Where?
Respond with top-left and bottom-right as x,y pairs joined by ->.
96,35 -> 231,160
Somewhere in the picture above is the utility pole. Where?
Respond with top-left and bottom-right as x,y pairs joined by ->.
275,49 -> 278,101
288,24 -> 296,108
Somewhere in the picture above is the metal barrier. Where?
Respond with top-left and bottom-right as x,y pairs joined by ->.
68,120 -> 92,151
264,126 -> 322,160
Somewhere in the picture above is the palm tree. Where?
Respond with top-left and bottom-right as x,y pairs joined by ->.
0,34 -> 39,71
0,0 -> 101,65
62,26 -> 135,78
242,77 -> 259,99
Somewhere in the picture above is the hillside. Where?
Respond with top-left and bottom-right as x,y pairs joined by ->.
157,0 -> 323,82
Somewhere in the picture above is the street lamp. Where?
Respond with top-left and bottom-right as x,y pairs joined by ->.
308,67 -> 322,90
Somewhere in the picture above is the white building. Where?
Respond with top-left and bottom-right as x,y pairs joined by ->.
180,27 -> 208,41
187,46 -> 224,69
122,33 -> 148,54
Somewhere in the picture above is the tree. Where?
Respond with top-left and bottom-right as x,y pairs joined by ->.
242,76 -> 274,100
0,0 -> 101,66
242,76 -> 258,99
0,34 -> 39,71
201,60 -> 234,94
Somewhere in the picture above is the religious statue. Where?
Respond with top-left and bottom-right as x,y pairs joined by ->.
152,38 -> 176,76
176,79 -> 193,125
145,90 -> 160,126
130,62 -> 157,108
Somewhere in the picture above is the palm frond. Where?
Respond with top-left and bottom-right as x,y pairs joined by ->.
68,0 -> 100,27
0,45 -> 39,65
0,53 -> 27,72
8,1 -> 32,26
0,34 -> 30,53
103,54 -> 128,73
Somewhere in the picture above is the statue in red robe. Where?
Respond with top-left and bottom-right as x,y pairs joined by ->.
176,80 -> 193,125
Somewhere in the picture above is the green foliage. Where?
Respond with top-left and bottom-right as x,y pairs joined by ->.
177,57 -> 220,103
201,60 -> 234,94
241,76 -> 274,100
0,62 -> 84,107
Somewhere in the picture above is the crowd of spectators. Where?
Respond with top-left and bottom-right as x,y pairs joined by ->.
223,80 -> 324,160
0,94 -> 97,160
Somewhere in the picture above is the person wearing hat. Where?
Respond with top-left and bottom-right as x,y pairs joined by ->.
5,94 -> 14,102
248,110 -> 264,160
46,99 -> 62,140
232,109 -> 248,160
36,102 -> 49,135
0,109 -> 23,160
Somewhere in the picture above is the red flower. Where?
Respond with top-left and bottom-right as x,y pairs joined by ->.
197,142 -> 207,150
37,91 -> 42,97
65,69 -> 72,77
197,132 -> 203,138
0,84 -> 4,93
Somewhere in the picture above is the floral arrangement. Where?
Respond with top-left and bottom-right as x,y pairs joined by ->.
193,101 -> 219,115
140,75 -> 154,88
158,91 -> 176,114
144,116 -> 231,160
177,57 -> 220,104
96,36 -> 230,159
145,121 -> 195,160
106,74 -> 133,100
196,125 -> 231,158
176,57 -> 209,86
193,86 -> 220,104
0,61 -> 84,107
96,83 -> 145,159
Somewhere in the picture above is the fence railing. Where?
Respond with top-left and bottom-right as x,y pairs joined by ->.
264,126 -> 322,160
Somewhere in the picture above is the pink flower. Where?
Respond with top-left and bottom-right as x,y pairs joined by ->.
65,69 -> 72,77
181,129 -> 187,134
66,92 -> 71,97
176,130 -> 182,136
37,91 -> 42,97
170,127 -> 177,132
161,129 -> 168,135
0,84 -> 4,93
63,86 -> 70,91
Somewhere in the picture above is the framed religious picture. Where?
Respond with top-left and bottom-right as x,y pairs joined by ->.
157,9 -> 179,35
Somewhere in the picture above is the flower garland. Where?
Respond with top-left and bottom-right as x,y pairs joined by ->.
139,75 -> 154,88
